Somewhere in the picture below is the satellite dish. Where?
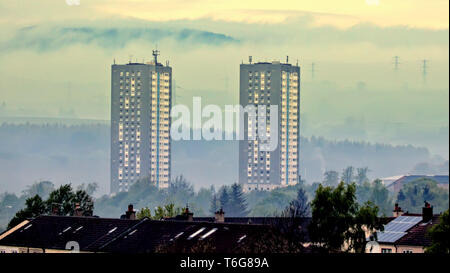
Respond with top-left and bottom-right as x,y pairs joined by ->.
365,240 -> 380,253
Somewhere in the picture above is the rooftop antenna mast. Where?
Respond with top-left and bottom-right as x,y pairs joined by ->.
286,56 -> 289,63
152,49 -> 160,65
249,56 -> 252,64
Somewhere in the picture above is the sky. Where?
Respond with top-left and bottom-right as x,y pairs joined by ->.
0,0 -> 448,158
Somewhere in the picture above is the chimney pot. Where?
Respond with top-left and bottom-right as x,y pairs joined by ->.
74,203 -> 83,217
125,204 -> 136,220
422,201 -> 433,222
183,206 -> 194,221
393,203 -> 404,218
215,208 -> 225,223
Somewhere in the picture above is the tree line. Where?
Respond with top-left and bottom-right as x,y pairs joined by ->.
1,173 -> 448,233
2,177 -> 448,253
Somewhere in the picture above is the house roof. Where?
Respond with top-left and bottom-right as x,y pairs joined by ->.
395,215 -> 440,247
187,217 -> 312,242
0,215 -> 139,251
0,215 -> 310,253
375,214 -> 440,246
387,175 -> 449,189
97,219 -> 275,253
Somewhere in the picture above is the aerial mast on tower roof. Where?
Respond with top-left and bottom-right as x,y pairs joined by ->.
152,49 -> 160,65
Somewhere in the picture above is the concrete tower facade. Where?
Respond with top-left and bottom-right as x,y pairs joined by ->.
239,59 -> 300,191
110,53 -> 171,193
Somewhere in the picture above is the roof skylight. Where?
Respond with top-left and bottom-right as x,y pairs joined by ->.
200,228 -> 217,240
188,227 -> 205,240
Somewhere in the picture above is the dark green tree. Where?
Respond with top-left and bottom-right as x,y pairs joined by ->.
46,184 -> 77,215
396,178 -> 449,213
209,193 -> 219,215
425,210 -> 449,253
228,183 -> 249,217
7,184 -> 94,229
7,195 -> 46,229
152,203 -> 181,220
309,182 -> 382,253
219,186 -> 231,213
74,188 -> 94,216
284,187 -> 310,218
136,207 -> 152,219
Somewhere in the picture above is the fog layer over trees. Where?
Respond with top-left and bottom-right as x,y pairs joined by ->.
0,123 -> 447,195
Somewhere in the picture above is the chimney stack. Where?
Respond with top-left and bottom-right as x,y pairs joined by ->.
422,201 -> 433,222
183,206 -> 194,222
73,203 -> 83,217
125,204 -> 136,220
393,203 -> 404,218
215,208 -> 225,223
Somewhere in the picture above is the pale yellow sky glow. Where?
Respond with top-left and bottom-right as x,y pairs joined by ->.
93,0 -> 449,29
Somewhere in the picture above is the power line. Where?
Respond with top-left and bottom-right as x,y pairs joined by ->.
393,56 -> 400,71
421,59 -> 429,83
422,59 -> 428,77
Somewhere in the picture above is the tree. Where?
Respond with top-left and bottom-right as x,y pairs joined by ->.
194,186 -> 214,216
351,201 -> 381,253
77,182 -> 98,196
396,178 -> 449,214
209,193 -> 219,215
0,193 -> 24,231
74,188 -> 94,216
369,179 -> 392,215
228,183 -> 249,217
46,184 -> 88,216
219,186 -> 231,213
23,181 -> 54,199
323,170 -> 339,187
136,207 -> 152,219
7,195 -> 46,229
341,166 -> 355,184
163,203 -> 178,218
270,187 -> 311,246
309,182 -> 382,253
356,181 -> 372,204
425,210 -> 449,253
168,175 -> 195,206
283,187 -> 310,218
153,206 -> 166,220
355,167 -> 369,185
7,184 -> 94,229
152,203 -> 181,220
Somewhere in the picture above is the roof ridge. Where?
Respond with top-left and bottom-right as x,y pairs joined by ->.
96,218 -> 150,251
